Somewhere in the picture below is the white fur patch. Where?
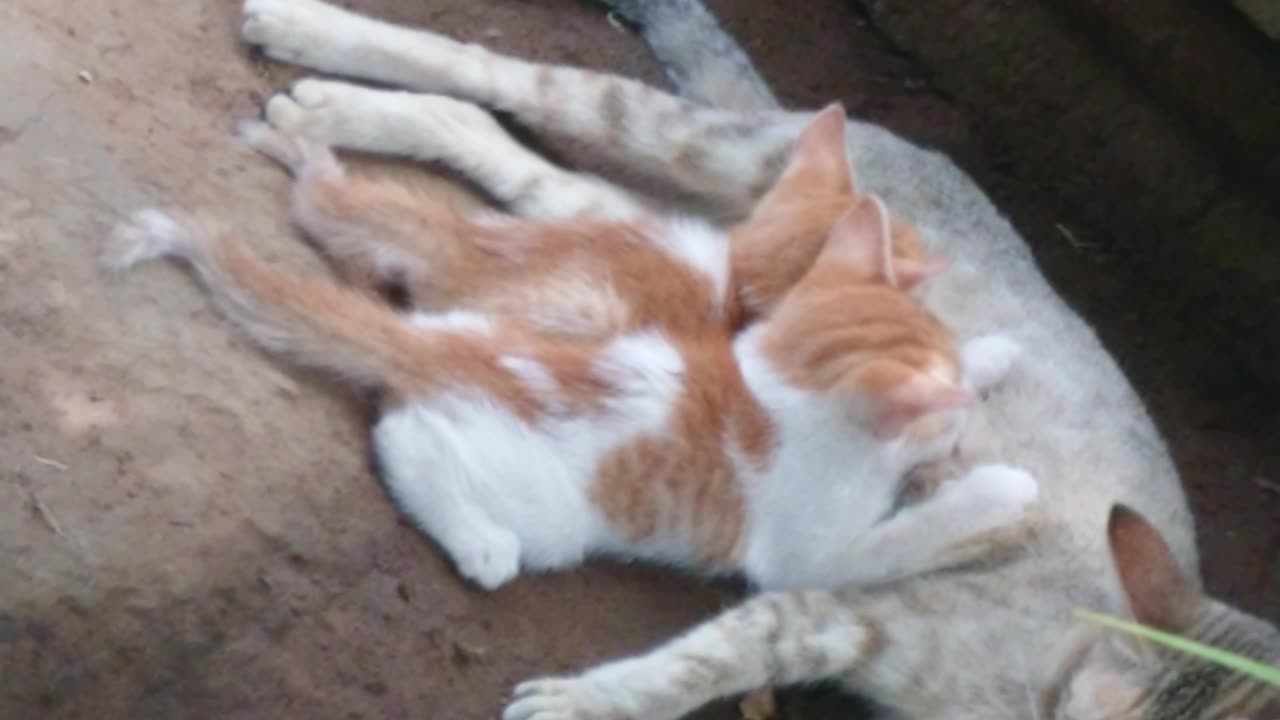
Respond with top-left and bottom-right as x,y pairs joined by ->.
592,331 -> 685,411
405,309 -> 493,334
372,332 -> 689,587
106,209 -> 196,272
523,274 -> 630,338
500,355 -> 560,408
648,217 -> 732,309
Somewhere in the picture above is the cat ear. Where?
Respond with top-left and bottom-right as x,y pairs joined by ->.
894,257 -> 951,289
1106,504 -> 1204,631
786,103 -> 855,192
823,194 -> 896,284
871,371 -> 975,437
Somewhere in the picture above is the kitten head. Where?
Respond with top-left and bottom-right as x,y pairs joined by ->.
1055,505 -> 1280,720
757,191 -> 973,449
730,103 -> 947,323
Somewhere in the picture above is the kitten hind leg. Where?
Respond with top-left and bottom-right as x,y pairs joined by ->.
241,0 -> 802,217
504,590 -> 866,720
261,79 -> 647,222
376,432 -> 523,590
241,120 -> 467,302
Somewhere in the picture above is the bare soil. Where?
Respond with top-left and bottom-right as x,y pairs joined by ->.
0,1 -> 1274,719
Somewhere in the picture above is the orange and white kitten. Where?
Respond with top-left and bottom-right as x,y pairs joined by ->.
108,111 -> 1034,592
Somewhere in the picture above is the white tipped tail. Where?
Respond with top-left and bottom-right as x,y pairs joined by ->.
105,208 -> 200,272
107,208 -> 435,390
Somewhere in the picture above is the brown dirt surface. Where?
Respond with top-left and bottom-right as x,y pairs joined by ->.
0,1 -> 1275,719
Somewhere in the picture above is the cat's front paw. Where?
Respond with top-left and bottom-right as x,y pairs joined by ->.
242,0 -> 349,66
946,464 -> 1040,529
504,677 -> 619,720
961,333 -> 1022,394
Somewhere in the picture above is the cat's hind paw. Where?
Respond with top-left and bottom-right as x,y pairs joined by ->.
264,79 -> 348,141
452,525 -> 521,591
504,677 -> 615,720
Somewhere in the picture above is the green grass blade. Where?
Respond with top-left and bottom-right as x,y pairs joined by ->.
1074,609 -> 1280,686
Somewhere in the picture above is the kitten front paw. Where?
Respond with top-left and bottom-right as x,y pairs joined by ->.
946,464 -> 1040,529
961,333 -> 1022,394
504,677 -> 618,720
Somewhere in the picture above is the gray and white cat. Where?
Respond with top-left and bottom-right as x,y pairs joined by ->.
235,0 -> 1280,717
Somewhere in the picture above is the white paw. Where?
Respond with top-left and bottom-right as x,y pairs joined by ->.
961,333 -> 1022,394
242,0 -> 346,66
264,79 -> 340,138
453,526 -> 521,591
943,464 -> 1039,530
504,677 -> 616,720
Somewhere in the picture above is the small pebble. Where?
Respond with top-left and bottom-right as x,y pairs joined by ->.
77,69 -> 94,85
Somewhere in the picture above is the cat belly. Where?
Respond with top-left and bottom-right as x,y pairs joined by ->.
372,396 -> 598,588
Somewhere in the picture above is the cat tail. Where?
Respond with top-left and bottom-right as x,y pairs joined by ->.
106,208 -> 438,391
596,0 -> 779,111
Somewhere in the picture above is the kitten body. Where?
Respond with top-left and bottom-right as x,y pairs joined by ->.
229,1 -> 1280,717
113,115 -> 1029,593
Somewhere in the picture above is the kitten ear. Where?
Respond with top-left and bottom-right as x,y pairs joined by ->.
823,194 -> 896,284
1107,504 -> 1204,631
786,103 -> 855,192
871,371 -> 975,437
796,104 -> 848,155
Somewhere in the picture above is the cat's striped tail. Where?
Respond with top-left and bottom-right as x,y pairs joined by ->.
105,208 -> 458,393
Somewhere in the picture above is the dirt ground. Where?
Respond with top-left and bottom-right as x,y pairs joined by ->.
1,1 -> 1276,719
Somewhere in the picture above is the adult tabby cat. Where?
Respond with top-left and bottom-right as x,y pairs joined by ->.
221,0 -> 1278,717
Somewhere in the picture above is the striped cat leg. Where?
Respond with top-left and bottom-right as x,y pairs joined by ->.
258,79 -> 647,222
596,0 -> 780,111
504,590 -> 868,720
241,0 -> 803,216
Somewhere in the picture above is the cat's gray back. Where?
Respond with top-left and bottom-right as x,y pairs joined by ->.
843,116 -> 1195,570
814,115 -> 1199,719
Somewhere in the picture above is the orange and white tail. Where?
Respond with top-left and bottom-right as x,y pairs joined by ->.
106,208 -> 440,391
